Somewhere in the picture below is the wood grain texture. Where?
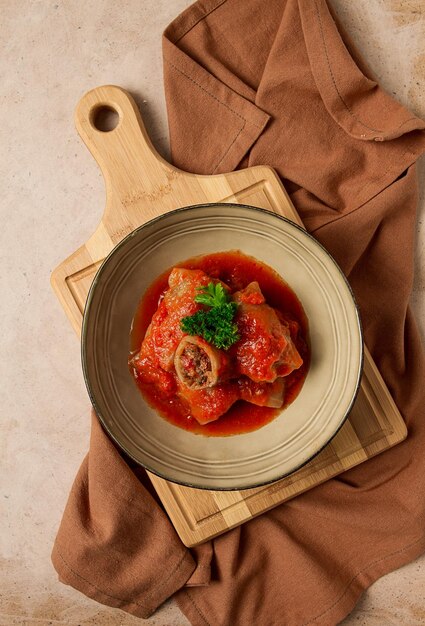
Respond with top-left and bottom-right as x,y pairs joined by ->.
51,85 -> 407,547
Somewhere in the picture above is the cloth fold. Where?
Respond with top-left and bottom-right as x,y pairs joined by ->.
162,41 -> 270,174
52,413 -> 198,618
52,1 -> 425,625
163,0 -> 425,214
298,0 -> 425,142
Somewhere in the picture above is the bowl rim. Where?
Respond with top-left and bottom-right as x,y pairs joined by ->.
81,202 -> 364,490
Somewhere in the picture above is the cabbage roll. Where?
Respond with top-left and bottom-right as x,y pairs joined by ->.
232,282 -> 303,382
174,335 -> 230,389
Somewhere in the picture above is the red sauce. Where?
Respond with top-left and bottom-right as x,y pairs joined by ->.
130,251 -> 310,436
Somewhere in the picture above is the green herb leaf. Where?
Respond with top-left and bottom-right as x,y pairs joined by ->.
181,302 -> 239,350
181,283 -> 239,350
195,282 -> 229,308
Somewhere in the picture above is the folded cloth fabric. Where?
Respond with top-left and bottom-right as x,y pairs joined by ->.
52,0 -> 425,624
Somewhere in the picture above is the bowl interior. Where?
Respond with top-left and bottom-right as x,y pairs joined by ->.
82,204 -> 363,490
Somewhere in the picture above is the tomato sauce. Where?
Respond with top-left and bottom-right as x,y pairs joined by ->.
129,251 -> 310,436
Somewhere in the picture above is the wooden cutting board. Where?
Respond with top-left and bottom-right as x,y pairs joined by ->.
51,85 -> 407,546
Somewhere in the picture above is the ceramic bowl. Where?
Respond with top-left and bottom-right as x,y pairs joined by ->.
82,203 -> 363,490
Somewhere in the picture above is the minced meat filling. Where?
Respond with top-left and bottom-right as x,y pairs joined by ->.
179,344 -> 212,386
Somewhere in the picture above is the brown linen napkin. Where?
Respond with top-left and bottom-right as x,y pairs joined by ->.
52,0 -> 425,624
51,412 -> 213,618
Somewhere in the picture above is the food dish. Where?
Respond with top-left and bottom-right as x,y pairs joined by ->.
81,203 -> 363,489
129,251 -> 310,435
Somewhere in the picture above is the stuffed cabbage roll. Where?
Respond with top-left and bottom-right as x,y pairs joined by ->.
177,376 -> 285,424
238,377 -> 285,408
133,268 -> 210,378
177,382 -> 240,425
174,335 -> 230,389
232,282 -> 303,382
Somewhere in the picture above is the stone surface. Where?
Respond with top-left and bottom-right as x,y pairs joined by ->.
0,0 -> 423,624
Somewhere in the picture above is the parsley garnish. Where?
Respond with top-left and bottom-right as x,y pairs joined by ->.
180,283 -> 240,350
194,282 -> 228,308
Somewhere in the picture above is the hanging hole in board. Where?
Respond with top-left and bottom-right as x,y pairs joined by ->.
91,105 -> 120,132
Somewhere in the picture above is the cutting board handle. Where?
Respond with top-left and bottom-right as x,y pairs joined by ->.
75,85 -> 178,212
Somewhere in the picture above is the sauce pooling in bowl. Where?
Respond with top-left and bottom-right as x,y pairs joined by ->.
129,251 -> 310,436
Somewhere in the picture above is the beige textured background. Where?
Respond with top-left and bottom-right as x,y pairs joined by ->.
1,1 -> 424,624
